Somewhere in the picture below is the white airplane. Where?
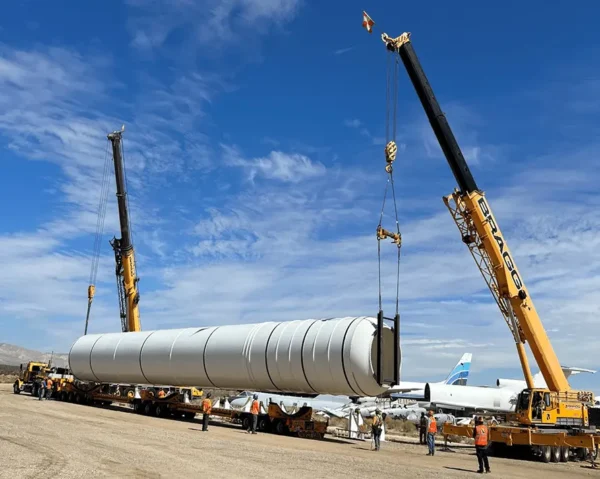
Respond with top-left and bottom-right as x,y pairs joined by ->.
425,366 -> 596,413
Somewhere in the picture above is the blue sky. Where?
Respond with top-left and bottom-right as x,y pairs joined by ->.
1,1 -> 599,393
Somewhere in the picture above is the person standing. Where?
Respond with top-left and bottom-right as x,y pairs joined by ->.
419,412 -> 427,445
202,392 -> 212,432
38,378 -> 47,401
247,394 -> 260,434
426,410 -> 437,456
473,417 -> 490,473
372,409 -> 384,451
46,378 -> 53,400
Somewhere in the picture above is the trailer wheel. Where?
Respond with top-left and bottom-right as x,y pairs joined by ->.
258,418 -> 270,432
143,402 -> 154,416
183,412 -> 195,420
13,382 -> 20,394
242,417 -> 251,430
274,421 -> 287,435
155,404 -> 167,417
551,446 -> 560,463
559,446 -> 569,463
541,445 -> 552,463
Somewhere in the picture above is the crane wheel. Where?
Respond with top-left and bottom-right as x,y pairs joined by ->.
541,446 -> 552,463
551,446 -> 560,463
559,446 -> 569,462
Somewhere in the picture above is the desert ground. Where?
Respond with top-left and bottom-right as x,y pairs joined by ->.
0,384 -> 597,479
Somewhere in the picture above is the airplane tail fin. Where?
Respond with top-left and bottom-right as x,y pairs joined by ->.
441,353 -> 472,386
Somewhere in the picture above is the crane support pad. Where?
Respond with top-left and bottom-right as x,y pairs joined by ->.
443,423 -> 599,448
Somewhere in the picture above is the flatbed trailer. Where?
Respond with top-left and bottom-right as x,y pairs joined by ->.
443,422 -> 600,463
51,381 -> 328,439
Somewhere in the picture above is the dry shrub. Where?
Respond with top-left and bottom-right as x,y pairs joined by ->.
327,416 -> 419,436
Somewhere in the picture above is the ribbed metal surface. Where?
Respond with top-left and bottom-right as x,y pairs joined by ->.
69,316 -> 398,396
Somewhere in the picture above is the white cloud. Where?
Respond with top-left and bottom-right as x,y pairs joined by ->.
222,144 -> 326,183
344,118 -> 362,128
126,0 -> 302,54
334,47 -> 354,56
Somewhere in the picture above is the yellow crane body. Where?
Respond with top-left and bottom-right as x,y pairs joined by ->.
378,30 -> 595,428
122,246 -> 141,333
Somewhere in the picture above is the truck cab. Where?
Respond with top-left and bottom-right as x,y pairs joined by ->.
13,361 -> 49,396
512,388 -> 590,427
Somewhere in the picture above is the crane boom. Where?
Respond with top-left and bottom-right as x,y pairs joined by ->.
381,32 -> 570,393
107,129 -> 141,333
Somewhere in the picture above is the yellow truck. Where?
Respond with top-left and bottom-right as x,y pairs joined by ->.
13,361 -> 49,397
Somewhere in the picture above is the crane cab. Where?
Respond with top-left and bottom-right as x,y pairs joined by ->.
511,388 -> 591,427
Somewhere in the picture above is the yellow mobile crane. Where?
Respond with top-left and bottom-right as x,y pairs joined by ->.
377,31 -> 595,432
85,127 -> 141,334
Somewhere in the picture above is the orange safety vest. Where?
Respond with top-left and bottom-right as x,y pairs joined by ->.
474,425 -> 488,446
428,418 -> 437,434
202,398 -> 212,415
251,400 -> 260,415
46,379 -> 53,388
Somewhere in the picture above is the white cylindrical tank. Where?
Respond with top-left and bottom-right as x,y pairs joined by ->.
69,316 -> 398,397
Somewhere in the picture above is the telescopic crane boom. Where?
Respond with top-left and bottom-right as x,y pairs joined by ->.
107,129 -> 141,333
380,31 -> 593,426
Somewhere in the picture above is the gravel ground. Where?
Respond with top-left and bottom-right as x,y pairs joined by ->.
0,384 -> 597,479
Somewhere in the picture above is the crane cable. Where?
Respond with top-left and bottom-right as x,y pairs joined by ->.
84,140 -> 112,335
377,49 -> 402,317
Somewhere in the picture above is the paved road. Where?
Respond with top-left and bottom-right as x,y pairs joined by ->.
0,385 -> 597,478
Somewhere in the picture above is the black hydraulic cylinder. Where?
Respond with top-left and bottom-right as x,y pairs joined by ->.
376,309 -> 384,385
107,131 -> 132,251
396,41 -> 479,194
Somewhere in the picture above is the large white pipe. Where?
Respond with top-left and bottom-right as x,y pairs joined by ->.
69,316 -> 398,397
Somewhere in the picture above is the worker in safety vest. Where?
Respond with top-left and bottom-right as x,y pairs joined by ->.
372,409 -> 384,451
202,392 -> 212,432
419,412 -> 427,445
247,394 -> 260,434
426,410 -> 437,456
473,416 -> 490,473
46,378 -> 53,400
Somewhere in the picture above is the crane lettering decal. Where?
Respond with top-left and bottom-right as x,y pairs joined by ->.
477,197 -> 525,295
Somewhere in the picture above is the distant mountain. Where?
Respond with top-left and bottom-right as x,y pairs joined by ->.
0,343 -> 68,367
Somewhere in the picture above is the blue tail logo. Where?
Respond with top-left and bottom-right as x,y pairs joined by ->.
443,353 -> 472,386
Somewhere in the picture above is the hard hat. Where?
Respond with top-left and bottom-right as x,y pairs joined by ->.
253,394 -> 258,400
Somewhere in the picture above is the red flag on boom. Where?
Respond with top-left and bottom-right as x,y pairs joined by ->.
362,11 -> 375,33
